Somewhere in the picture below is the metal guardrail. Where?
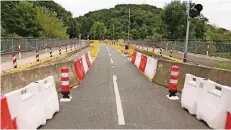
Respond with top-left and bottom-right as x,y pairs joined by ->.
128,40 -> 231,55
1,38 -> 82,55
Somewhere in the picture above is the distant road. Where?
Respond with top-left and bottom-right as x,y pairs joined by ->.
144,47 -> 231,67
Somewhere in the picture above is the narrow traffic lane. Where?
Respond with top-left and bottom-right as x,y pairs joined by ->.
41,43 -> 209,129
107,45 -> 209,129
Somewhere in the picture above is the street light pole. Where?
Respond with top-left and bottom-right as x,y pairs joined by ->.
128,8 -> 130,43
183,1 -> 190,62
113,24 -> 114,41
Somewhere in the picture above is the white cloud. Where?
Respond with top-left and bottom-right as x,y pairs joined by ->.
54,0 -> 231,30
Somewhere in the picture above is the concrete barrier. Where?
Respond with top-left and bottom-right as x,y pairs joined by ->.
1,60 -> 78,95
152,59 -> 231,91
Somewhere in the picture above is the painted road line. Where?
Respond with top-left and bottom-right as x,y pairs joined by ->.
109,53 -> 112,57
113,75 -> 125,125
111,58 -> 114,64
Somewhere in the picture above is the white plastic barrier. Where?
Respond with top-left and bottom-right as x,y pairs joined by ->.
144,56 -> 158,79
82,54 -> 89,73
88,51 -> 93,64
181,74 -> 207,115
134,52 -> 141,68
196,80 -> 231,129
37,76 -> 59,120
4,83 -> 46,129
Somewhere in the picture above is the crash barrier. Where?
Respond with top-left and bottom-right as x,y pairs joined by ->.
130,51 -> 158,80
1,41 -> 98,95
2,43 -> 88,74
181,74 -> 231,129
134,47 -> 183,63
152,59 -> 231,91
1,96 -> 17,129
74,51 -> 93,81
1,50 -> 83,95
1,76 -> 59,129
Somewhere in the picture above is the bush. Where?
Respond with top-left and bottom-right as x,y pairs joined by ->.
216,64 -> 231,70
214,52 -> 231,59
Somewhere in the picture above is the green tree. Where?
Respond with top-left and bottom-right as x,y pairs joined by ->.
90,22 -> 107,39
35,6 -> 68,38
1,1 -> 40,37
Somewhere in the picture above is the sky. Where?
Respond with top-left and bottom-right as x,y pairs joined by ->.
54,0 -> 231,30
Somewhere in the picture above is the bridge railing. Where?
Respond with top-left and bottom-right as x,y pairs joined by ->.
129,39 -> 231,55
1,38 -> 81,55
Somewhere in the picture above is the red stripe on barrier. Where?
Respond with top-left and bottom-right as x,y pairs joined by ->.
61,67 -> 69,73
171,66 -> 180,71
131,51 -> 136,64
1,96 -> 17,129
61,86 -> 70,92
170,75 -> 179,80
61,77 -> 69,81
226,112 -> 231,129
85,53 -> 91,68
74,58 -> 85,81
139,54 -> 147,73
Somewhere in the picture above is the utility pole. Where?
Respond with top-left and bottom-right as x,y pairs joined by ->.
183,1 -> 190,62
128,8 -> 130,43
113,24 -> 114,41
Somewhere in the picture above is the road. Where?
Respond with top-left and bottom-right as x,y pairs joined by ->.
144,47 -> 231,67
40,43 -> 209,129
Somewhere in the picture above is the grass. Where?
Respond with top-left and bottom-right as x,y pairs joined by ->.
214,52 -> 231,59
216,64 -> 231,70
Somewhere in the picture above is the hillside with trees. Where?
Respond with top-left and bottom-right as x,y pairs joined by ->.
1,1 -> 231,41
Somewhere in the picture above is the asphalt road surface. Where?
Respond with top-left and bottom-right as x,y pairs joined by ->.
40,43 -> 209,129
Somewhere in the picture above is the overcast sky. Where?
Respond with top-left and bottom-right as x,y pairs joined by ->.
54,0 -> 231,30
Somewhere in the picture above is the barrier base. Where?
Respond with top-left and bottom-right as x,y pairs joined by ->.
166,95 -> 179,100
60,96 -> 72,102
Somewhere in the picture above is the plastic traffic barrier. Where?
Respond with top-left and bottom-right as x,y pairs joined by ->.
131,51 -> 136,64
74,58 -> 85,81
139,54 -> 147,73
226,112 -> 231,129
134,52 -> 141,68
144,56 -> 158,79
37,76 -> 59,119
1,96 -> 17,129
82,54 -> 89,74
4,83 -> 46,129
181,74 -> 204,115
85,53 -> 91,68
87,51 -> 93,64
196,80 -> 231,129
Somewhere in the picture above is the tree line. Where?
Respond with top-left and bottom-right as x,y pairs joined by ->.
1,1 -> 231,41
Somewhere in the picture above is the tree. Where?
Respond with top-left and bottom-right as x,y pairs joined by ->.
1,1 -> 40,37
35,6 -> 68,38
90,22 -> 107,39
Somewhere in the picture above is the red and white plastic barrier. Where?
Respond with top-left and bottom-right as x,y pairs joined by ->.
167,66 -> 180,100
130,51 -> 158,80
1,76 -> 59,129
74,51 -> 93,81
181,74 -> 204,114
181,74 -> 231,129
196,80 -> 231,129
60,67 -> 71,102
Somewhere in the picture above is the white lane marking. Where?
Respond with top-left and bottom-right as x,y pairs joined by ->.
113,75 -> 125,125
111,58 -> 114,64
109,53 -> 111,57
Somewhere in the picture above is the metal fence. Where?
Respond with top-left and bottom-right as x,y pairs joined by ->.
1,38 -> 82,55
128,39 -> 231,55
